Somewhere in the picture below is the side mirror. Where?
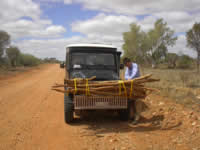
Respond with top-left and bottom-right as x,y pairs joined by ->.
60,63 -> 65,68
120,64 -> 124,69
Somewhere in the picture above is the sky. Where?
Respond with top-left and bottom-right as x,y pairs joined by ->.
0,0 -> 199,60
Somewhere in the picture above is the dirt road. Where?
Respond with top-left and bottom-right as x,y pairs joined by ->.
0,64 -> 200,150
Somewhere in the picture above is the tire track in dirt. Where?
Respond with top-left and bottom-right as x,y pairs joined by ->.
0,65 -> 56,114
0,64 -> 83,150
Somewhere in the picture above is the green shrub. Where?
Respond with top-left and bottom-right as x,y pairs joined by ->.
19,53 -> 41,66
177,55 -> 194,69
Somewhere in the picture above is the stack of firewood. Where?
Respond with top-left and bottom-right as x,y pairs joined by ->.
52,74 -> 159,99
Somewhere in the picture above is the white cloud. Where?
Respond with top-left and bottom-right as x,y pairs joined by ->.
153,11 -> 196,33
71,13 -> 139,52
37,0 -> 72,4
169,35 -> 197,58
46,25 -> 66,35
64,0 -> 73,4
72,13 -> 136,41
138,15 -> 157,31
137,11 -> 200,33
37,0 -> 200,15
14,36 -> 84,60
0,19 -> 66,39
0,0 -> 41,22
0,0 -> 66,39
62,0 -> 200,15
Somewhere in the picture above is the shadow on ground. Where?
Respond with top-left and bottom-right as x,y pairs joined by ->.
69,111 -> 182,136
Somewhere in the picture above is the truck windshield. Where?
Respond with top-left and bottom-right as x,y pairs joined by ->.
71,53 -> 115,68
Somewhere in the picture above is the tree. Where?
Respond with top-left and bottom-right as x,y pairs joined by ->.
147,19 -> 177,67
186,22 -> 200,72
122,19 -> 177,67
166,53 -> 178,68
0,30 -> 10,61
6,46 -> 20,67
122,23 -> 149,64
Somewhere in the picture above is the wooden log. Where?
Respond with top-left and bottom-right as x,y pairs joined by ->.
52,74 -> 160,99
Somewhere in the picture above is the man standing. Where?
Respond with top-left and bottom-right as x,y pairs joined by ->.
123,57 -> 141,125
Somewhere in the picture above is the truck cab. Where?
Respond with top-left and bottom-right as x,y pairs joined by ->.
65,44 -> 122,80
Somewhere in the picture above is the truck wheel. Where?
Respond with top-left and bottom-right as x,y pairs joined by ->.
119,109 -> 130,121
119,100 -> 134,121
64,94 -> 74,124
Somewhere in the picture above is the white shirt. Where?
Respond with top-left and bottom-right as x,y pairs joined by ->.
125,63 -> 140,80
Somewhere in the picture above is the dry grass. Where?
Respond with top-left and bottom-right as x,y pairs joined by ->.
0,65 -> 44,80
0,66 -> 26,78
121,67 -> 200,108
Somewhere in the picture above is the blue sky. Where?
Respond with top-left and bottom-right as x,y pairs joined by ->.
40,2 -> 99,38
0,0 -> 199,60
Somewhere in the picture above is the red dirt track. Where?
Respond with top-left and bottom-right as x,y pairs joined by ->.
0,64 -> 200,150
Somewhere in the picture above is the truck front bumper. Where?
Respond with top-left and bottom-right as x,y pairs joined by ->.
74,95 -> 128,110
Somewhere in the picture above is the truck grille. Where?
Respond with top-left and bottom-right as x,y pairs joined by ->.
74,96 -> 127,110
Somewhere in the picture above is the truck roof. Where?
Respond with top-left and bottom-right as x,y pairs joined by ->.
66,43 -> 117,49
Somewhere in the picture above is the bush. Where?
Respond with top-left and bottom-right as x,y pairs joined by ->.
43,57 -> 60,63
19,53 -> 41,67
177,55 -> 194,69
0,57 -> 10,67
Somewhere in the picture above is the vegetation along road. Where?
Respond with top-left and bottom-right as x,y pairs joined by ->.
0,64 -> 200,150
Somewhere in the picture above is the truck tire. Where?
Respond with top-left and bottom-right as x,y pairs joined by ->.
64,93 -> 74,124
119,100 -> 134,121
119,109 -> 130,121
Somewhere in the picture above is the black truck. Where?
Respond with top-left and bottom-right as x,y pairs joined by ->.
62,44 -> 132,123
